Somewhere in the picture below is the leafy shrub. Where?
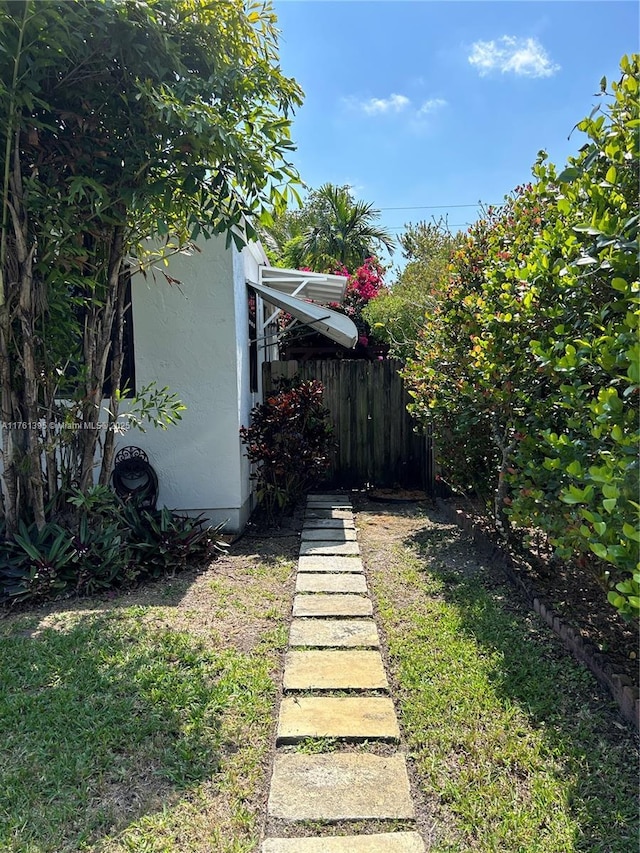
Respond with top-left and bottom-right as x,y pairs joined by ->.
403,212 -> 506,506
363,222 -> 461,360
0,487 -> 226,606
123,504 -> 226,578
403,55 -> 639,618
72,515 -> 137,595
507,59 -> 640,619
240,378 -> 335,515
0,521 -> 77,601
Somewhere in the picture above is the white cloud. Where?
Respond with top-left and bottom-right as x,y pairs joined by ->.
468,36 -> 560,78
359,93 -> 411,115
342,94 -> 447,121
417,97 -> 447,116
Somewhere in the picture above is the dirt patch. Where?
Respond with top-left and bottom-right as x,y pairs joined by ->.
368,488 -> 430,502
11,529 -> 300,653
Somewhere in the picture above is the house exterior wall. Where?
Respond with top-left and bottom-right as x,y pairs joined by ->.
233,241 -> 265,517
120,236 -> 265,532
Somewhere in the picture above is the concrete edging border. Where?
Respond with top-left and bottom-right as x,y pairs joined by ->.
436,498 -> 639,732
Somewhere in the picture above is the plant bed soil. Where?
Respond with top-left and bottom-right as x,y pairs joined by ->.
368,488 -> 429,503
436,496 -> 639,726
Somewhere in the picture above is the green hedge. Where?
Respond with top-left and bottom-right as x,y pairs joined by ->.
403,55 -> 639,618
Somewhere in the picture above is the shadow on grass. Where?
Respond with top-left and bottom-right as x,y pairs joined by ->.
359,500 -> 638,851
0,528 -> 300,619
405,517 -> 607,720
0,602 -> 254,850
0,528 -> 298,852
359,502 -> 638,853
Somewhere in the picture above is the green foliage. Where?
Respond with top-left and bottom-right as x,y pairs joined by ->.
403,212 -> 505,503
259,193 -> 318,267
299,183 -> 395,271
240,379 -> 335,515
369,517 -> 639,852
0,487 -> 226,605
261,183 -> 395,272
508,57 -> 640,619
0,521 -> 77,600
0,0 -> 303,249
403,55 -> 640,618
117,382 -> 187,432
123,505 -> 226,579
0,0 -> 303,531
72,515 -> 135,595
363,221 -> 461,360
0,588 -> 288,852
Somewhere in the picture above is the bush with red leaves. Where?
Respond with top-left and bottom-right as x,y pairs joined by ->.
240,379 -> 335,515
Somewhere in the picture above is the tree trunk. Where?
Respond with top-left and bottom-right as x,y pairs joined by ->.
18,245 -> 44,528
0,310 -> 17,533
491,412 -> 516,542
0,2 -> 31,535
99,267 -> 127,486
78,225 -> 124,494
43,376 -> 59,511
9,145 -> 45,529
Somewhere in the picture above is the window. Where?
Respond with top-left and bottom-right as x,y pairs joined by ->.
248,287 -> 258,393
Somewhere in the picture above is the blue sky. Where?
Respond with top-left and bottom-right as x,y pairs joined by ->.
272,0 -> 638,272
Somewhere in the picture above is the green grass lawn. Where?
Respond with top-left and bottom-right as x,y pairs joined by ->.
0,549 -> 295,853
2,506 -> 637,853
360,507 -> 638,853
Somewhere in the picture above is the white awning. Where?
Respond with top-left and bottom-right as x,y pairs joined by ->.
250,281 -> 358,349
259,266 -> 349,304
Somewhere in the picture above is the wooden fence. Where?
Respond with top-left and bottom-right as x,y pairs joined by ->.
263,359 -> 434,492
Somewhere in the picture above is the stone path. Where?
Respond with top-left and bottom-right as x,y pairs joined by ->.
262,494 -> 426,852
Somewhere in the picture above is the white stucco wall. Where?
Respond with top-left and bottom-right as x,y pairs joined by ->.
233,241 -> 267,514
118,236 -> 265,532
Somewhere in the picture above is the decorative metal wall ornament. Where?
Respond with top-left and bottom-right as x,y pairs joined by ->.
112,446 -> 159,508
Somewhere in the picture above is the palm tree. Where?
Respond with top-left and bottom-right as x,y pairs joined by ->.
259,215 -> 309,268
300,184 -> 395,272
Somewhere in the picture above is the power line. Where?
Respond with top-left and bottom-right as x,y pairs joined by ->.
378,203 -> 498,211
386,223 -> 472,231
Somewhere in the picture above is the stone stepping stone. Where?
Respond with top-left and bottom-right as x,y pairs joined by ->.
306,509 -> 353,520
267,753 -> 415,820
298,556 -> 363,573
293,594 -> 372,618
277,696 -> 400,743
289,618 -> 379,648
300,541 -> 360,557
262,832 -> 426,853
301,528 -> 357,542
296,573 -> 367,594
307,505 -> 353,514
303,518 -> 356,530
283,650 -> 388,691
